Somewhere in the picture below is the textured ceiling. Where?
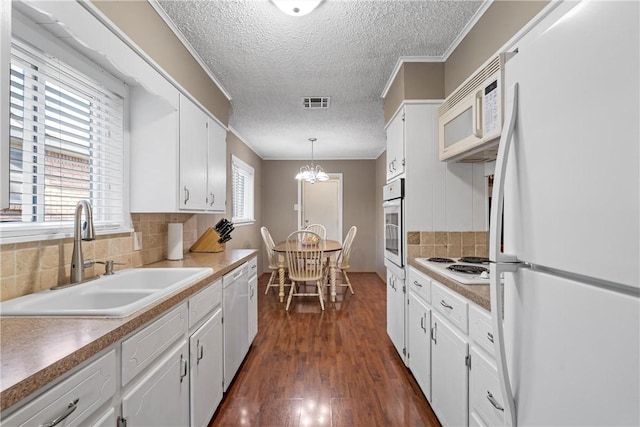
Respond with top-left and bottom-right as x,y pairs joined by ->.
156,0 -> 485,160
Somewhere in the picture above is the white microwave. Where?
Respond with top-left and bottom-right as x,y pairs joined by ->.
438,55 -> 505,162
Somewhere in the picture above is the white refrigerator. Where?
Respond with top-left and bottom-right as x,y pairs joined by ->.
489,1 -> 640,426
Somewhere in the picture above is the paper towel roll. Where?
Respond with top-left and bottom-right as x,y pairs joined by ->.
167,223 -> 183,260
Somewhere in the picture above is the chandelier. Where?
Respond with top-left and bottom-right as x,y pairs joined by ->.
295,138 -> 329,183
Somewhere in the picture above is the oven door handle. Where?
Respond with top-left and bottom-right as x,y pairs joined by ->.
383,200 -> 401,208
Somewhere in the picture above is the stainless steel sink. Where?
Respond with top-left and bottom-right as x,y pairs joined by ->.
0,267 -> 213,317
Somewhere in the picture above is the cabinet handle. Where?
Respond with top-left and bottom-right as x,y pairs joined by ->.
413,280 -> 422,288
474,89 -> 484,138
41,399 -> 79,427
250,286 -> 254,298
197,340 -> 204,364
183,186 -> 190,205
420,316 -> 424,332
180,354 -> 188,382
487,332 -> 494,343
440,300 -> 453,310
487,391 -> 505,411
431,323 -> 437,344
209,192 -> 215,207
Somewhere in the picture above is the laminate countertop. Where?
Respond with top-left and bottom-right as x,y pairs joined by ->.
407,257 -> 491,312
0,249 -> 257,412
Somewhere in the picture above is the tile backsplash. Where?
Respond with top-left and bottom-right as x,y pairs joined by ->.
406,231 -> 488,260
0,213 -> 198,302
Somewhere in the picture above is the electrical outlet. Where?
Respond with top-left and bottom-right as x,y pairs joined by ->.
133,231 -> 142,251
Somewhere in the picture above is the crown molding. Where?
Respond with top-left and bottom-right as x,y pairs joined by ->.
441,0 -> 494,61
148,0 -> 232,101
380,56 -> 444,99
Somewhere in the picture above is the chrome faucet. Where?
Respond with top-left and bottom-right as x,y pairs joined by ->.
70,199 -> 96,284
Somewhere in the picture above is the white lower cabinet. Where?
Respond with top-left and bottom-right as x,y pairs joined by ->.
431,311 -> 469,427
248,257 -> 258,344
121,341 -> 190,426
2,350 -> 116,427
408,292 -> 431,401
190,308 -> 223,427
386,262 -> 406,363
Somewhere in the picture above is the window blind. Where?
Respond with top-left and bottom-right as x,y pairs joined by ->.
231,155 -> 254,224
2,38 -> 124,231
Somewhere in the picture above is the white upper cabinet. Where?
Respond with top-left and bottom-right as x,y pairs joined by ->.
386,108 -> 405,182
130,91 -> 227,213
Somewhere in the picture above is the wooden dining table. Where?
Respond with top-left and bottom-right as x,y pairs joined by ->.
272,239 -> 342,303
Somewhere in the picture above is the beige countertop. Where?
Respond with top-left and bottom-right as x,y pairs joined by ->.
0,249 -> 257,412
407,257 -> 491,312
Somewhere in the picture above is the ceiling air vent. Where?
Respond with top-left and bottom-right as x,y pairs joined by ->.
303,97 -> 330,109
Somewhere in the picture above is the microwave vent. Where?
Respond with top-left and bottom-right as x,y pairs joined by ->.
439,55 -> 502,117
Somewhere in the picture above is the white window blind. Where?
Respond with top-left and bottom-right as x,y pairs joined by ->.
2,38 -> 124,235
231,155 -> 254,224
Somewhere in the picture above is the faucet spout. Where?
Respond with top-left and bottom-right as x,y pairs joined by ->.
70,200 -> 95,284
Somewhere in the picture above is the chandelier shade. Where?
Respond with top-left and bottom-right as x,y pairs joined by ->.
271,0 -> 322,17
295,138 -> 329,183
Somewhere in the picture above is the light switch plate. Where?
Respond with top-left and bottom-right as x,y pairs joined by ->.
133,231 -> 142,251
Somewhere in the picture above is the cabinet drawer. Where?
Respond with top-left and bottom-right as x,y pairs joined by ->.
470,347 -> 505,427
247,257 -> 258,279
431,281 -> 468,334
408,266 -> 431,304
3,350 -> 116,427
122,303 -> 188,386
189,278 -> 222,329
470,305 -> 495,356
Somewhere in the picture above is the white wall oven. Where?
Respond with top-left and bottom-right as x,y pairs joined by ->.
383,178 -> 404,267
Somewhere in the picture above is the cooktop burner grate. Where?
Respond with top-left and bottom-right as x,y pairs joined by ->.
459,257 -> 490,264
447,264 -> 489,274
427,257 -> 455,263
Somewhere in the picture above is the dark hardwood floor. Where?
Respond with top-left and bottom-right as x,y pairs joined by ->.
209,272 -> 441,427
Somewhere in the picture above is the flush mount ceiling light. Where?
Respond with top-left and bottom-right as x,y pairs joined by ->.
271,0 -> 322,17
295,138 -> 329,183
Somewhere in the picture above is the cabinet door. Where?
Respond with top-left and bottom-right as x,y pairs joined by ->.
248,271 -> 258,344
386,109 -> 405,181
469,347 -> 505,427
206,118 -> 227,212
179,95 -> 208,210
190,309 -> 223,427
408,292 -> 431,401
386,269 -> 405,361
122,341 -> 190,427
431,312 -> 469,427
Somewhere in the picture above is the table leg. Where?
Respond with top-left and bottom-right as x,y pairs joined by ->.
278,263 -> 285,303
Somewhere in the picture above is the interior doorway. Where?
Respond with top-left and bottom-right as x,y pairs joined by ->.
298,174 -> 343,242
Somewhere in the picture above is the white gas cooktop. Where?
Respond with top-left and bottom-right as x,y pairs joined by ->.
415,257 -> 491,285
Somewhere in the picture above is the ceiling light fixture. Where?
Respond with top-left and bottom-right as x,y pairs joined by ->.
295,138 -> 329,183
271,0 -> 322,17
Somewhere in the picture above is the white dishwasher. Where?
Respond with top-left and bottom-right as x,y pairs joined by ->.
222,263 -> 249,391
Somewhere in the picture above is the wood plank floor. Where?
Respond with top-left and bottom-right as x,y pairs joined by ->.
209,272 -> 441,427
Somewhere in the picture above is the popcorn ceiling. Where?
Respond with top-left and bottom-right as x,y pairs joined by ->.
156,0 -> 483,159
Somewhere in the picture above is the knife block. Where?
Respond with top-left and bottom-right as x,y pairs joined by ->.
190,227 -> 226,253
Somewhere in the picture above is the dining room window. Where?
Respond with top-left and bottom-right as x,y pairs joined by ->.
231,154 -> 254,225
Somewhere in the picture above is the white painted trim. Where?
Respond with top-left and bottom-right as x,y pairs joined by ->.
148,0 -> 232,101
441,0 -> 494,61
228,125 -> 265,160
381,0 -> 494,99
77,2 -> 229,123
380,56 -> 444,99
265,155 -> 380,161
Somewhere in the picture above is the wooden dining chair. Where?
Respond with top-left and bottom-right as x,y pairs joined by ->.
336,226 -> 357,295
261,226 -> 284,294
304,223 -> 327,240
285,230 -> 325,311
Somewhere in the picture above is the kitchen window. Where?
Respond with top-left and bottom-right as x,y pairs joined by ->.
231,155 -> 254,225
1,29 -> 127,242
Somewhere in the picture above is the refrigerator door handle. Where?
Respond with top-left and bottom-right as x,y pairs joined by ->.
490,262 -> 517,427
490,83 -> 519,264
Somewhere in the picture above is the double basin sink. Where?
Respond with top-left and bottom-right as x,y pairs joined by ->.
0,267 -> 213,318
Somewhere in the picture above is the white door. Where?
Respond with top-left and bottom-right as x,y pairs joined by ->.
300,175 -> 342,241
